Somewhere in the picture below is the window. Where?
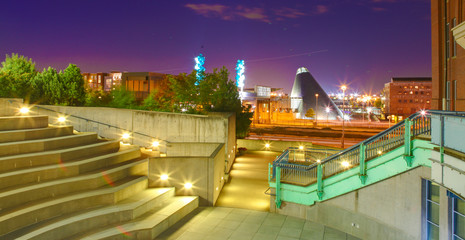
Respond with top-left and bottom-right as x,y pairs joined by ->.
450,192 -> 465,240
415,86 -> 419,89
454,80 -> 457,111
410,99 -> 413,103
453,18 -> 457,57
398,99 -> 402,103
425,180 -> 440,240
447,81 -> 451,111
447,22 -> 450,59
404,100 -> 407,103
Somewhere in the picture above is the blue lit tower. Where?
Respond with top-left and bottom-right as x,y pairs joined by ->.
235,60 -> 245,100
194,54 -> 205,85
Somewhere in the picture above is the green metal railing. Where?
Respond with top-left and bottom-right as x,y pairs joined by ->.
270,111 -> 432,187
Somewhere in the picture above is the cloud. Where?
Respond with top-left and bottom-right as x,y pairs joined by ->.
235,6 -> 270,22
185,3 -> 270,22
315,5 -> 329,14
185,4 -> 317,23
274,8 -> 306,19
372,7 -> 387,11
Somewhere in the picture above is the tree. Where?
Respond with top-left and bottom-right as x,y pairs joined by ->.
31,67 -> 61,104
168,71 -> 199,112
0,53 -> 37,99
110,87 -> 136,108
85,89 -> 111,107
305,108 -> 315,119
59,64 -> 86,106
142,76 -> 174,111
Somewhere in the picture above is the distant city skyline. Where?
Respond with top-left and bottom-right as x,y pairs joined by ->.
0,0 -> 431,94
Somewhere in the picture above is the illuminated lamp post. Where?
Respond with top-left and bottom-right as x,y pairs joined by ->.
236,60 -> 245,102
194,54 -> 205,86
341,85 -> 347,149
315,94 -> 319,126
325,107 -> 331,126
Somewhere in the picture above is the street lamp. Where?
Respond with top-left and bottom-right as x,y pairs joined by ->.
341,85 -> 347,149
315,94 -> 319,126
325,107 -> 331,126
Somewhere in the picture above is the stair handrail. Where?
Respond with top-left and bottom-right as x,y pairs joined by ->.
33,105 -> 168,146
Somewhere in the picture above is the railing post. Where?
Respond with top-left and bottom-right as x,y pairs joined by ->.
403,118 -> 413,167
275,166 -> 282,209
359,143 -> 367,184
317,164 -> 324,200
268,163 -> 271,182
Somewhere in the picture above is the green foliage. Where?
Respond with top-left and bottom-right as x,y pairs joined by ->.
168,71 -> 199,112
142,76 -> 174,111
31,67 -> 61,104
0,53 -> 37,98
305,108 -> 315,118
59,64 -> 86,106
85,90 -> 111,107
110,87 -> 136,108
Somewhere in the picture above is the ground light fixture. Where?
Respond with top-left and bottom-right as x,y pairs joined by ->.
316,159 -> 321,163
152,141 -> 160,148
160,174 -> 168,180
299,146 -> 304,150
57,116 -> 66,123
19,107 -> 30,114
184,183 -> 193,189
378,150 -> 383,155
122,133 -> 130,139
420,110 -> 427,116
265,143 -> 270,148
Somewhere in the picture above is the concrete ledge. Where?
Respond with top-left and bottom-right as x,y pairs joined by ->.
0,115 -> 49,131
0,140 -> 121,173
17,188 -> 175,240
0,132 -> 98,157
238,139 -> 315,152
0,159 -> 148,211
80,196 -> 199,240
0,146 -> 141,190
0,126 -> 73,143
0,176 -> 148,236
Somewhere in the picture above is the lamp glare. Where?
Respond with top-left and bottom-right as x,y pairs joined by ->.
152,141 -> 160,147
19,107 -> 29,114
184,183 -> 193,189
160,174 -> 168,180
58,117 -> 66,123
122,133 -> 130,139
341,161 -> 349,167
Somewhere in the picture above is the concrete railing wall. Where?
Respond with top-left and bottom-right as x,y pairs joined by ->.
0,98 -> 23,116
148,143 -> 226,206
237,139 -> 315,152
166,142 -> 222,157
33,105 -> 235,169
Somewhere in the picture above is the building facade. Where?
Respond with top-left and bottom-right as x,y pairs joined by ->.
432,0 -> 465,111
122,72 -> 166,101
82,72 -> 108,90
383,77 -> 432,121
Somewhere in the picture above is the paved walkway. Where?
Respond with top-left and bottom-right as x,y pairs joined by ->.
157,207 -> 361,240
214,150 -> 280,211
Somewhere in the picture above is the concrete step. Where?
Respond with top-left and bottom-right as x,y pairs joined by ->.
0,158 -> 148,212
17,188 -> 176,240
79,196 -> 199,240
0,176 -> 148,236
0,146 -> 141,191
0,140 -> 121,173
0,132 -> 99,157
0,115 -> 48,131
0,125 -> 73,143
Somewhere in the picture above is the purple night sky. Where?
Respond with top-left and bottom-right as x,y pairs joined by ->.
0,0 -> 431,94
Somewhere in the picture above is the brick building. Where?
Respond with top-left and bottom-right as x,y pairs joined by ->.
383,77 -> 432,120
82,72 -> 108,90
122,72 -> 166,101
432,0 -> 465,111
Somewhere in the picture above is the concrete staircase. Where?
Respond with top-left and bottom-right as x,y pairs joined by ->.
0,115 -> 198,240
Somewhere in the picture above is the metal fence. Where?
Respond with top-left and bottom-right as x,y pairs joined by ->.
271,111 -> 433,186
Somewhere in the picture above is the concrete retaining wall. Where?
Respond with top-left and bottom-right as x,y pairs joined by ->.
33,105 -> 235,168
237,139 -> 314,152
271,166 -> 430,240
0,98 -> 23,116
148,143 -> 226,206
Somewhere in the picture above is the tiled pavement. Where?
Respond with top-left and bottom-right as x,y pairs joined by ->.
157,207 -> 361,240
